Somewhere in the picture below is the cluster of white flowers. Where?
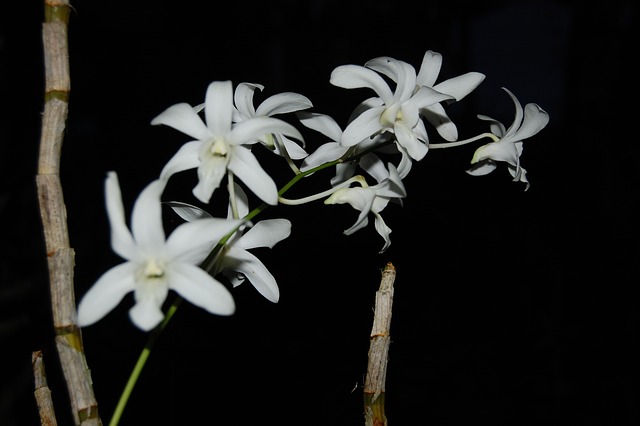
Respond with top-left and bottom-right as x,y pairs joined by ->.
77,50 -> 549,331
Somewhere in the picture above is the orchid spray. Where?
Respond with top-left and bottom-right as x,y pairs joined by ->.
36,2 -> 549,424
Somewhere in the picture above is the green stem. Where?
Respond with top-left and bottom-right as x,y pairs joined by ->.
108,297 -> 183,426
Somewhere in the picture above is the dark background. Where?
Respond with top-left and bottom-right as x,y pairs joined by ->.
2,1 -> 638,425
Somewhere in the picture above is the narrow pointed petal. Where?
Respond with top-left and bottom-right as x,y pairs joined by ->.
166,218 -> 243,263
256,92 -> 313,116
297,112 -> 343,142
416,50 -> 443,87
409,85 -> 454,110
225,247 -> 280,303
373,212 -> 392,253
228,146 -> 279,205
395,122 -> 428,161
422,103 -> 459,141
165,201 -> 213,222
131,179 -> 167,254
160,141 -> 201,180
501,88 -> 524,139
512,103 -> 549,141
151,103 -> 211,141
192,155 -> 228,204
205,81 -> 234,135
466,161 -> 497,176
301,142 -> 348,171
129,297 -> 165,331
341,106 -> 385,147
330,65 -> 394,103
77,262 -> 137,327
105,172 -> 137,260
234,82 -> 261,118
277,135 -> 308,160
365,56 -> 400,82
228,116 -> 303,146
434,72 -> 485,101
237,219 -> 291,250
169,263 -> 236,315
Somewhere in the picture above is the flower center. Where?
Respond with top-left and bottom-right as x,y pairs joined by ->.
144,259 -> 165,280
210,137 -> 228,158
380,105 -> 403,128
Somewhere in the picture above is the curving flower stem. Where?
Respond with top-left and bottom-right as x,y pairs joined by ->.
107,158 -> 341,425
108,298 -> 182,426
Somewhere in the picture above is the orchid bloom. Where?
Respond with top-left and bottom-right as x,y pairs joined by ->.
168,184 -> 290,303
151,80 -> 304,205
325,156 -> 407,253
77,172 -> 242,331
467,88 -> 549,190
366,50 -> 485,141
233,82 -> 312,160
330,57 -> 453,162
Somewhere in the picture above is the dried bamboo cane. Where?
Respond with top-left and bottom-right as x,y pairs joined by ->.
36,1 -> 102,424
364,262 -> 396,426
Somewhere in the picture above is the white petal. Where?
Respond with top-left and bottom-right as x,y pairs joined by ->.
228,116 -> 303,146
165,201 -> 212,222
341,106 -> 385,147
129,297 -> 165,331
77,262 -> 137,327
422,103 -> 459,141
394,122 -> 428,161
330,65 -> 394,104
151,103 -> 211,141
169,262 -> 235,315
512,103 -> 550,141
416,50 -> 443,87
166,218 -> 243,264
228,146 -> 279,205
224,247 -> 279,303
300,142 -> 348,171
434,72 -> 485,101
205,81 -> 234,135
297,112 -> 343,142
373,212 -> 393,253
466,160 -> 497,176
256,92 -> 313,116
192,155 -> 228,204
237,219 -> 291,250
233,82 -> 261,118
160,141 -> 201,180
104,172 -> 137,260
131,179 -> 167,255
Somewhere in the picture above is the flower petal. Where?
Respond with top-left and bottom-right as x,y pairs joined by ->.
330,65 -> 394,104
105,172 -> 137,260
233,82 -> 262,118
223,247 -> 280,303
256,92 -> 313,116
160,141 -> 201,180
434,72 -> 485,102
129,296 -> 165,331
228,146 -> 279,205
77,262 -> 137,327
131,179 -> 167,255
151,103 -> 211,141
237,219 -> 291,250
341,106 -> 386,147
228,116 -> 303,147
416,50 -> 443,87
169,262 -> 236,315
166,217 -> 243,264
205,81 -> 234,136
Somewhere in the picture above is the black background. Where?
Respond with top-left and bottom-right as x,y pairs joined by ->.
2,1 -> 638,425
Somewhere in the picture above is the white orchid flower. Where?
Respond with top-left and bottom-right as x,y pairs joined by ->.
77,172 -> 242,331
325,156 -> 406,253
151,80 -> 304,205
366,50 -> 485,141
233,82 -> 312,160
467,88 -> 549,190
298,112 -> 412,184
330,58 -> 454,162
167,184 -> 290,303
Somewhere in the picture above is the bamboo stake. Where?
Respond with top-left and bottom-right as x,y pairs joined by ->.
33,351 -> 59,426
36,1 -> 102,424
364,262 -> 396,426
